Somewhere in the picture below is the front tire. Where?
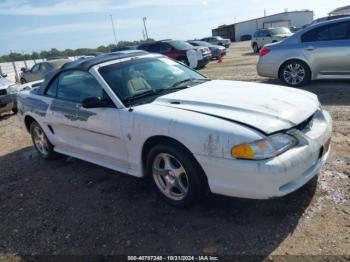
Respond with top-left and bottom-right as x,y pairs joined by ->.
279,60 -> 311,87
146,142 -> 206,207
30,121 -> 59,160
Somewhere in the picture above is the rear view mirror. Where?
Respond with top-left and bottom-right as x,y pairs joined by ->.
82,97 -> 114,108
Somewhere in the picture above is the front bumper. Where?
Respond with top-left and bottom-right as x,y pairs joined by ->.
195,110 -> 332,199
0,94 -> 16,114
197,55 -> 211,68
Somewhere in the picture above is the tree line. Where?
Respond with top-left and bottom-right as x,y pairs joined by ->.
0,39 -> 154,63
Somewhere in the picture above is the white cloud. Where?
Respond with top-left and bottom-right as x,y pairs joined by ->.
0,0 -> 210,15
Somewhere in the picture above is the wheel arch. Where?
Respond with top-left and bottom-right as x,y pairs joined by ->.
141,135 -> 208,186
278,58 -> 312,79
24,114 -> 37,133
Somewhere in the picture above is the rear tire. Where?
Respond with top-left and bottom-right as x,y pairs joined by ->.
30,121 -> 59,160
12,108 -> 18,114
146,142 -> 206,207
279,60 -> 311,87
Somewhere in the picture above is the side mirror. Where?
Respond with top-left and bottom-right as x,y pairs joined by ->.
82,97 -> 114,108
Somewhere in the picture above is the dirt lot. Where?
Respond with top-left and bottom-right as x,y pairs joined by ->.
0,41 -> 349,259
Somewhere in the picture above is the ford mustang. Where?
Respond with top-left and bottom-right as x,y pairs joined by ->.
17,51 -> 332,207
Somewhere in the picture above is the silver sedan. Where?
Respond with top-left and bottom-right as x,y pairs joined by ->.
257,17 -> 350,86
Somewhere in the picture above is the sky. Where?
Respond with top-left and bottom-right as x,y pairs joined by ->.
0,0 -> 348,55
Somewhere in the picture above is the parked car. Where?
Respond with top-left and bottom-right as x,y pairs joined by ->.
201,36 -> 231,48
310,14 -> 350,25
0,75 -> 20,115
112,46 -> 138,52
257,17 -> 350,86
289,26 -> 302,33
251,27 -> 293,53
187,40 -> 226,60
17,51 -> 332,207
240,34 -> 252,41
20,59 -> 71,84
138,40 -> 211,68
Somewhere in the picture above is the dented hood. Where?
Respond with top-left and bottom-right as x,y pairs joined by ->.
153,80 -> 319,134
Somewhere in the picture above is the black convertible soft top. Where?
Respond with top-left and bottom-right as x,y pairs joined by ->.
35,50 -> 148,95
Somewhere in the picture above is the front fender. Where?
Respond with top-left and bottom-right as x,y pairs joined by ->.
121,105 -> 264,177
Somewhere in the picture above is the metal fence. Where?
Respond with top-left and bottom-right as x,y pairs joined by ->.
0,57 -> 79,83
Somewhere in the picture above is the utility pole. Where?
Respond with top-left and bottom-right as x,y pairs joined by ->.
264,9 -> 267,17
110,14 -> 118,45
143,17 -> 149,40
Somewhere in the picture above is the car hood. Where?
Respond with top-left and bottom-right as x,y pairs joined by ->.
153,80 -> 319,134
0,77 -> 13,89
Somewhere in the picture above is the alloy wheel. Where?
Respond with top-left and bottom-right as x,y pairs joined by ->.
152,153 -> 189,201
32,125 -> 49,156
283,63 -> 306,86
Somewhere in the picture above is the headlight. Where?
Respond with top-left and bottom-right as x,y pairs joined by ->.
7,84 -> 20,94
231,133 -> 298,160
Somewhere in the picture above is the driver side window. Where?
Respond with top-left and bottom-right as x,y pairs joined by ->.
55,70 -> 104,103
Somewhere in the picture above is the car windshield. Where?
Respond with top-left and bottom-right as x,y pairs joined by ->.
168,41 -> 194,50
215,36 -> 224,40
191,41 -> 212,47
270,27 -> 291,35
99,57 -> 207,106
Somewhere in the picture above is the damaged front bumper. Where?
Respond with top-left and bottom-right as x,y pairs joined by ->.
195,109 -> 333,199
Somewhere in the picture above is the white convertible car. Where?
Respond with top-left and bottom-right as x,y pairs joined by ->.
17,51 -> 332,207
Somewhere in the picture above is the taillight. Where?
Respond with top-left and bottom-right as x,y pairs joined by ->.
259,48 -> 270,57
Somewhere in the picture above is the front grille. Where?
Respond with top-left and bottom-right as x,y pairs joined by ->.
0,89 -> 7,96
295,114 -> 314,131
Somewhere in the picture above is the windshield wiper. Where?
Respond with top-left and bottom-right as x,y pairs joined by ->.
123,90 -> 158,103
170,78 -> 210,89
170,78 -> 193,88
123,78 -> 210,106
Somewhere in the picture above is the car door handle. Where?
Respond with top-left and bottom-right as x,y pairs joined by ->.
305,46 -> 316,51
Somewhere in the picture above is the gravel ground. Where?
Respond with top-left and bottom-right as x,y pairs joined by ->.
0,41 -> 349,259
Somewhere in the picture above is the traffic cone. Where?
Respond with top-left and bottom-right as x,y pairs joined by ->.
218,50 -> 222,63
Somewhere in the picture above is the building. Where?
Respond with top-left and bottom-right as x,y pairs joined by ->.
212,10 -> 314,42
329,5 -> 350,16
